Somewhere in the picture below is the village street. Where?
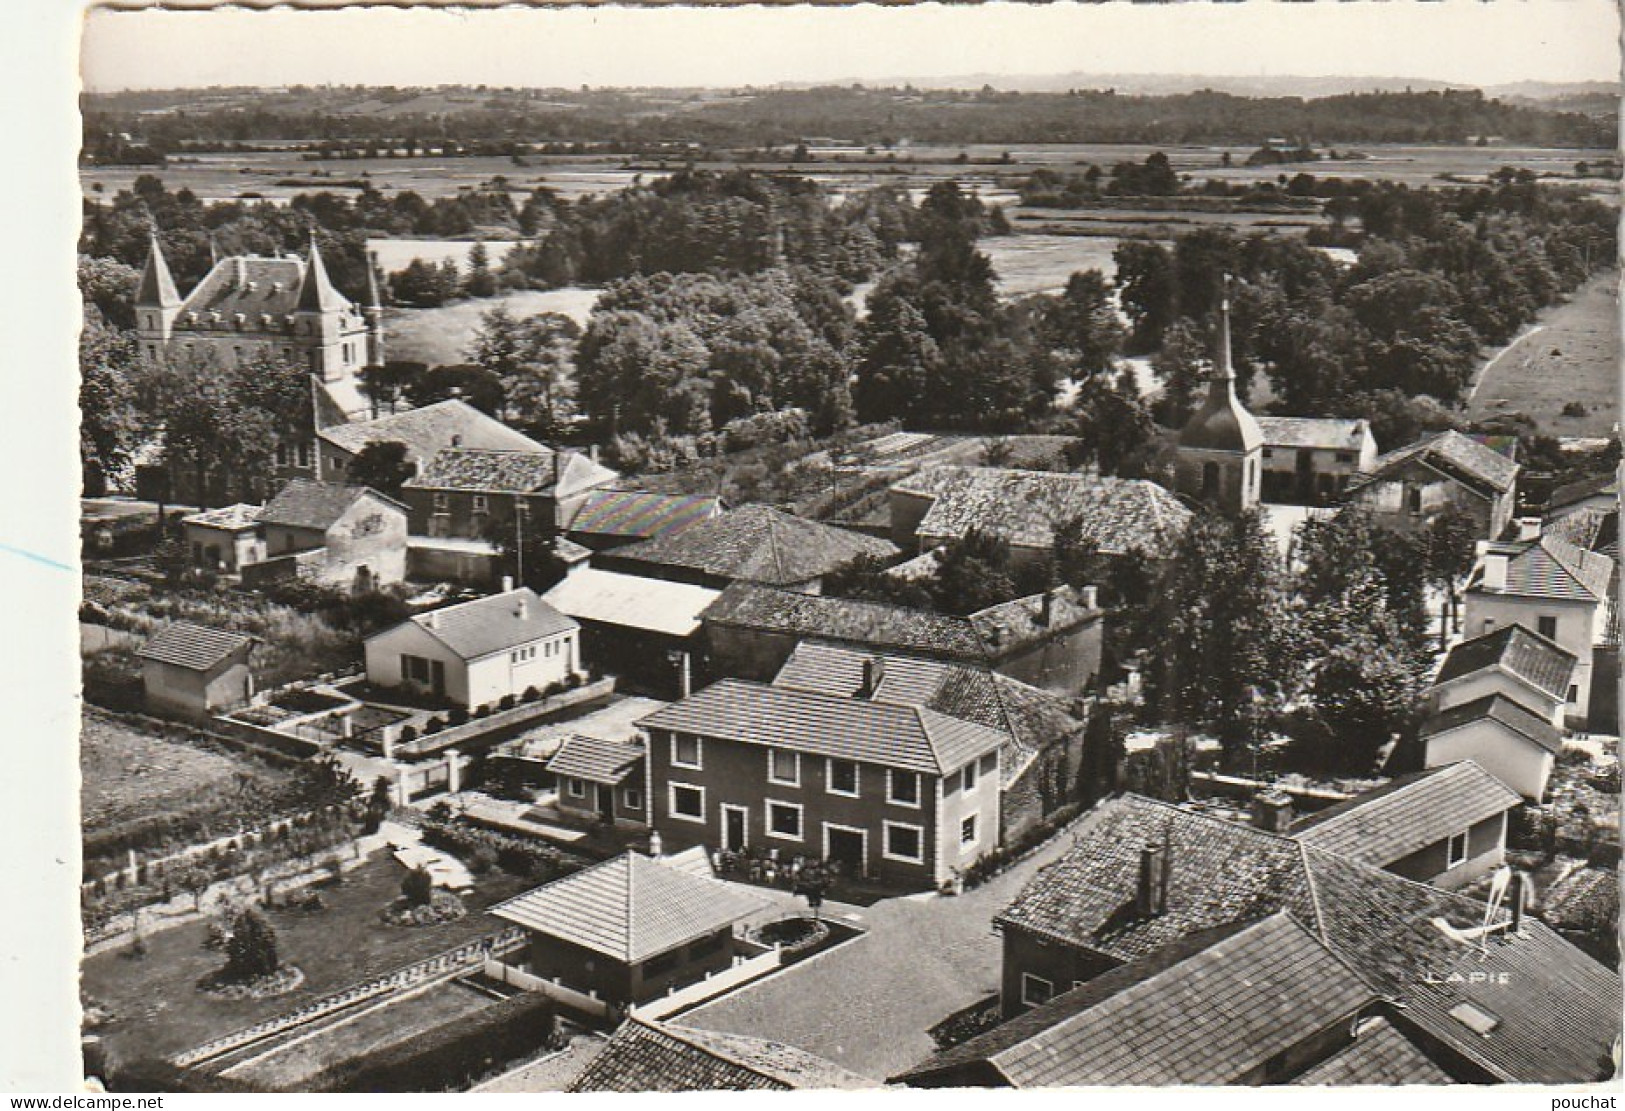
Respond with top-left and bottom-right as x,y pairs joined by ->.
675,824 -> 1088,1081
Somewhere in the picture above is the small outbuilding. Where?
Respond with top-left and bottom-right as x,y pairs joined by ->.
137,622 -> 256,720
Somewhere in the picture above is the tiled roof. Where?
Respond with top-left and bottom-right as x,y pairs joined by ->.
543,568 -> 720,639
896,913 -> 1376,1087
491,852 -> 770,964
568,490 -> 722,542
1291,762 -> 1521,867
637,678 -> 1005,776
702,583 -> 1094,663
546,735 -> 644,785
893,466 -> 1191,555
1418,693 -> 1565,755
1547,472 -> 1618,513
182,503 -> 261,531
1469,534 -> 1612,604
397,588 -> 577,660
1433,623 -> 1577,702
135,234 -> 180,307
1543,506 -> 1614,553
319,399 -> 548,465
1539,866 -> 1618,935
137,622 -> 254,671
771,643 -> 1085,788
174,255 -> 320,320
996,794 -> 1622,1084
1290,1018 -> 1453,1085
1256,416 -> 1372,452
605,505 -> 897,587
294,241 -> 346,314
1353,430 -> 1519,497
403,447 -> 617,498
258,479 -> 403,532
569,1017 -> 871,1092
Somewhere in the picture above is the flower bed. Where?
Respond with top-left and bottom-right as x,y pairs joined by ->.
197,965 -> 306,1000
748,916 -> 830,956
418,817 -> 584,883
380,890 -> 468,928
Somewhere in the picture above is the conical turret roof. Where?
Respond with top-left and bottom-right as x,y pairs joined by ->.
1178,289 -> 1261,453
295,234 -> 346,313
135,230 -> 181,308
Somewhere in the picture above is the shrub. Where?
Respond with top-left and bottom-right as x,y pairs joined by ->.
424,717 -> 445,735
521,686 -> 540,703
465,845 -> 499,875
1563,401 -> 1589,418
448,706 -> 469,726
418,817 -> 580,882
398,725 -> 418,743
498,694 -> 515,711
401,866 -> 434,907
473,703 -> 491,720
224,908 -> 279,980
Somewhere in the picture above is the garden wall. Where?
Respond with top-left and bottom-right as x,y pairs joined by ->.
394,677 -> 615,759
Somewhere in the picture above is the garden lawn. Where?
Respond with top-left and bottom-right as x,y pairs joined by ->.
81,708 -> 290,833
81,854 -> 535,1064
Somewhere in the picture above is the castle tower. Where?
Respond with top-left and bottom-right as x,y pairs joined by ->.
293,233 -> 354,384
363,250 -> 385,368
1174,280 -> 1262,515
133,230 -> 182,354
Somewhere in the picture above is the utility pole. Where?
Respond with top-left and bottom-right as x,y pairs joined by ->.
514,495 -> 525,588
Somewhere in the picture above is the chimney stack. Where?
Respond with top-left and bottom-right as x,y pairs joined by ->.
1041,587 -> 1064,626
1137,843 -> 1166,917
1079,584 -> 1099,611
1516,517 -> 1542,542
501,574 -> 514,593
1510,871 -> 1526,936
858,655 -> 886,699
1481,551 -> 1509,593
1251,791 -> 1294,833
515,595 -> 529,620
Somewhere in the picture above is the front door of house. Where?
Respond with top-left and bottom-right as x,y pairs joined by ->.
722,805 -> 747,852
826,826 -> 866,873
597,783 -> 615,822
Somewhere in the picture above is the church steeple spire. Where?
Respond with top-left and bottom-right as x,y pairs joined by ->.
1215,274 -> 1235,383
135,228 -> 181,308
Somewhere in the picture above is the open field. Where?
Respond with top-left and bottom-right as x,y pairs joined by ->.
366,237 -> 522,272
384,288 -> 600,365
80,709 -> 290,833
1465,270 -> 1621,438
81,853 -> 535,1063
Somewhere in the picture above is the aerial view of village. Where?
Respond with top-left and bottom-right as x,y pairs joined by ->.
60,0 -> 1621,1095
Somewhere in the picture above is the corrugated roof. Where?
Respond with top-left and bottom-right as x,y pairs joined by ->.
1291,761 -> 1521,867
638,678 -> 1005,776
897,913 -> 1375,1087
319,399 -> 548,465
1290,1018 -> 1453,1085
404,447 -> 617,498
1353,430 -> 1519,497
894,466 -> 1191,555
605,505 -> 897,587
570,1017 -> 871,1092
1256,416 -> 1371,452
543,568 -> 720,639
569,490 -> 722,542
491,853 -> 770,964
1433,623 -> 1577,702
546,735 -> 644,785
400,587 -> 577,660
996,794 -> 1622,1085
1418,693 -> 1565,755
1469,534 -> 1612,604
137,622 -> 254,671
258,479 -> 403,532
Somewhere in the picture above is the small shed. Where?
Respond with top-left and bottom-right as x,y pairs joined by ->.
137,622 -> 256,719
546,734 -> 648,828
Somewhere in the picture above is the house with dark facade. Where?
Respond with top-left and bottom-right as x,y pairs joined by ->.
137,622 -> 256,720
399,446 -> 619,542
989,794 -> 1621,1084
1344,430 -> 1519,539
1290,761 -> 1522,890
546,734 -> 648,830
702,583 -> 1104,698
1255,416 -> 1378,506
638,678 -> 1005,889
771,643 -> 1089,843
250,479 -> 409,590
491,852 -> 771,1010
598,504 -> 898,592
566,490 -> 724,553
543,568 -> 721,699
894,913 -> 1381,1087
569,1017 -> 870,1092
888,465 -> 1190,575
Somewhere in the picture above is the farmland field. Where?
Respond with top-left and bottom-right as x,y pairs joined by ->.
384,287 -> 601,365
80,708 -> 291,833
366,237 -> 522,272
1465,270 -> 1621,438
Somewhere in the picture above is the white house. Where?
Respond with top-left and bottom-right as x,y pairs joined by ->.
364,587 -> 580,708
1420,695 -> 1563,801
1430,623 -> 1578,728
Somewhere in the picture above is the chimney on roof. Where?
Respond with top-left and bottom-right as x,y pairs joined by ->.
501,574 -> 514,593
1509,871 -> 1527,936
1041,586 -> 1064,626
1251,790 -> 1294,833
857,655 -> 886,699
589,443 -> 601,464
515,594 -> 529,620
423,609 -> 438,629
1481,551 -> 1509,593
1079,584 -> 1099,611
1136,843 -> 1166,917
1516,517 -> 1542,542
450,434 -> 463,448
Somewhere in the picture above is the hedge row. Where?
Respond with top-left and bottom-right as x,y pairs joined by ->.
419,818 -> 583,883
306,991 -> 560,1092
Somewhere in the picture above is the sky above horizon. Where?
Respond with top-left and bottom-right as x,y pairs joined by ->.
82,1 -> 1620,93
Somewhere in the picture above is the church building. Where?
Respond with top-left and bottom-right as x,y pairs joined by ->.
1173,284 -> 1262,515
